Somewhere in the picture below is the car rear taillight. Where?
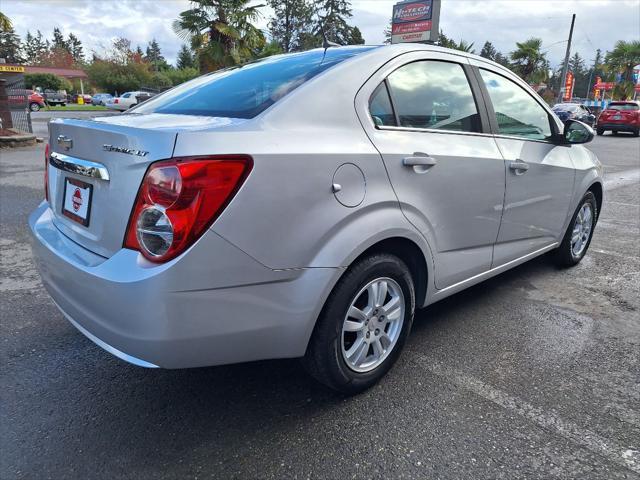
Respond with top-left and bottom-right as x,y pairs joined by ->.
114,98 -> 119,104
124,155 -> 253,262
44,143 -> 49,202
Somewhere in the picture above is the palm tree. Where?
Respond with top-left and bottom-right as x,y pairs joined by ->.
0,12 -> 12,31
173,0 -> 266,72
510,38 -> 547,83
604,40 -> 640,84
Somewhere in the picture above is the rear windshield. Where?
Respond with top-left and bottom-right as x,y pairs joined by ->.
607,103 -> 639,111
133,47 -> 377,119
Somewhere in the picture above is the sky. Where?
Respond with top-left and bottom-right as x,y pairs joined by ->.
3,0 -> 640,68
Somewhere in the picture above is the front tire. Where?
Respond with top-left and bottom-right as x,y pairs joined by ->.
29,102 -> 40,112
596,127 -> 604,136
303,253 -> 415,394
555,191 -> 597,267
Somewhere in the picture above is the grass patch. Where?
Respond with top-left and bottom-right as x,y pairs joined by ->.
44,104 -> 108,111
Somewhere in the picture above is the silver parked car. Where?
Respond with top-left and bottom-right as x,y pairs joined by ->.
30,45 -> 603,393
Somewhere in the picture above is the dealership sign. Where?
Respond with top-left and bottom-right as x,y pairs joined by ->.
563,71 -> 574,101
391,0 -> 441,44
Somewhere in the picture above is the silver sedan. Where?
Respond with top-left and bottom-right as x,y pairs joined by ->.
30,44 -> 602,393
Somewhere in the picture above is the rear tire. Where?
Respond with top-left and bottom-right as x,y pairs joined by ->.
29,102 -> 40,112
555,191 -> 597,268
633,129 -> 639,137
612,130 -> 618,136
303,253 -> 415,395
596,128 -> 604,136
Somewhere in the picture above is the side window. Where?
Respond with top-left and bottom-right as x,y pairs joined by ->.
369,83 -> 397,127
480,69 -> 552,141
122,93 -> 130,98
385,61 -> 481,133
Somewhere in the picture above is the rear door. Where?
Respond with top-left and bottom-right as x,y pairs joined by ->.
357,52 -> 506,289
473,65 -> 575,266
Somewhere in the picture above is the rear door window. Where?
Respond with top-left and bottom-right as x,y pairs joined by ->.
369,83 -> 396,127
384,61 -> 482,133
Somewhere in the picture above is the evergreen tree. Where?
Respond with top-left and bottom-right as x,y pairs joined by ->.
349,26 -> 364,45
145,39 -> 168,71
0,24 -> 24,64
67,33 -> 84,65
52,27 -> 68,52
479,41 -> 497,60
315,0 -> 354,45
176,44 -> 196,69
383,18 -> 392,45
568,52 -> 588,96
268,0 -> 314,52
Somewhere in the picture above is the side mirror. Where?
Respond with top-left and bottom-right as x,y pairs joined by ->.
563,119 -> 594,144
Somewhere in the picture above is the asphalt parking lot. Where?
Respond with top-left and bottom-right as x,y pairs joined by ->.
1,117 -> 639,479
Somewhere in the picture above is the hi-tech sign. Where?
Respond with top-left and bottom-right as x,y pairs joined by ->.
391,0 -> 441,44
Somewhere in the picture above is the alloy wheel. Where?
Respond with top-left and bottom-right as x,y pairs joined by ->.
571,202 -> 593,258
341,277 -> 405,373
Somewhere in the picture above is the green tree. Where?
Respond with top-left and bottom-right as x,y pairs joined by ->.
349,26 -> 364,44
0,12 -> 12,31
173,0 -> 266,72
165,66 -> 200,85
51,27 -> 68,51
23,31 -> 49,63
86,38 -> 154,93
314,0 -> 354,45
255,40 -> 284,58
604,40 -> 640,84
568,52 -> 588,98
479,41 -> 497,60
0,24 -> 23,64
383,18 -> 392,45
438,33 -> 474,53
145,38 -> 169,71
176,44 -> 196,69
24,73 -> 64,91
268,0 -> 314,52
510,37 -> 547,83
67,32 -> 84,65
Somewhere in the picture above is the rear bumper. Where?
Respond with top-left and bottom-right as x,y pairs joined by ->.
29,202 -> 338,368
597,123 -> 639,132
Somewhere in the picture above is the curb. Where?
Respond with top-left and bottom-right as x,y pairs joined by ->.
0,131 -> 37,148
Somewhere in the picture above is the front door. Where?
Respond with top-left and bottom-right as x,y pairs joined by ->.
362,56 -> 506,289
475,68 -> 575,266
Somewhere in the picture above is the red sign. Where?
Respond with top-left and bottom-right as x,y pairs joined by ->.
392,20 -> 432,35
563,71 -> 574,101
393,2 -> 431,23
72,188 -> 82,212
594,82 -> 615,90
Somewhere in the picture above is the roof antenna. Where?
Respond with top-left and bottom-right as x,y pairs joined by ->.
320,23 -> 340,50
311,3 -> 340,52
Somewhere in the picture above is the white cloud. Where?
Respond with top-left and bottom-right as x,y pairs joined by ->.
4,0 -> 640,67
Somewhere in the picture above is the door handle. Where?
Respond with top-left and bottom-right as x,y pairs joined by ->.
403,153 -> 437,173
509,160 -> 529,175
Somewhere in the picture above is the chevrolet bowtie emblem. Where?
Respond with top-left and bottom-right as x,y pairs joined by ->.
57,135 -> 73,150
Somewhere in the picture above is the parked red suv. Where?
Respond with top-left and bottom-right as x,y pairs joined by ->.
596,101 -> 640,137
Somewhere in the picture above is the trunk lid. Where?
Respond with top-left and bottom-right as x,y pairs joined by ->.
47,114 -> 183,258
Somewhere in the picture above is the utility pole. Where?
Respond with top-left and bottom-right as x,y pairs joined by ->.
557,13 -> 576,103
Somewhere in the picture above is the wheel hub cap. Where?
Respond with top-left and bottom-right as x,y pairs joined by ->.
340,277 -> 405,373
571,202 -> 593,258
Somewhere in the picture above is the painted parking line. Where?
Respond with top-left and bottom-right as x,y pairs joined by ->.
412,354 -> 640,474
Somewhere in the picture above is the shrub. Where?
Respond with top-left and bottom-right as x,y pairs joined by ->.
24,73 -> 64,91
